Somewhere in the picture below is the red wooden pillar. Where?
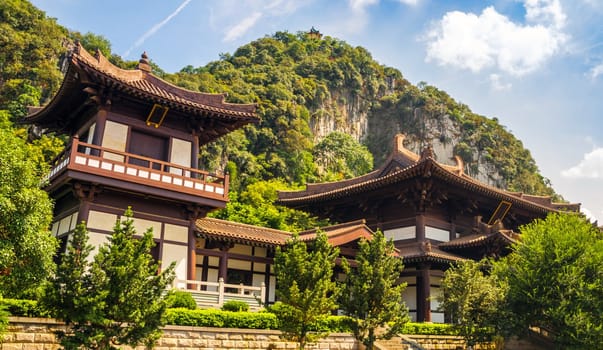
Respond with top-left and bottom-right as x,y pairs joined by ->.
417,264 -> 431,322
187,222 -> 197,283
218,247 -> 229,281
416,212 -> 426,242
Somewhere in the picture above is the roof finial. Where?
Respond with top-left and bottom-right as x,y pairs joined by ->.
137,51 -> 151,72
420,144 -> 435,160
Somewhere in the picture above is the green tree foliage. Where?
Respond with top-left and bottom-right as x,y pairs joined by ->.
273,232 -> 339,349
493,213 -> 603,349
43,210 -> 175,349
313,131 -> 373,181
439,260 -> 508,347
0,0 -> 67,110
339,231 -> 408,350
210,179 -> 327,231
0,119 -> 56,298
42,223 -> 104,330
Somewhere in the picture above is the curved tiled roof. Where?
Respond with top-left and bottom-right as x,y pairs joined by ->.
397,243 -> 467,264
195,218 -> 290,247
298,220 -> 374,246
27,44 -> 258,127
278,134 -> 579,216
439,230 -> 519,250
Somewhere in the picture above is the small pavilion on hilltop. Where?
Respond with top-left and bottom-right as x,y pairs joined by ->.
278,134 -> 579,322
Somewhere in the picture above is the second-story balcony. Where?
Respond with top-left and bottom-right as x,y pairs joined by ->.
45,136 -> 229,206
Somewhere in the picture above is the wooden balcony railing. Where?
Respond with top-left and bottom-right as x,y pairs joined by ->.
172,278 -> 265,311
44,136 -> 228,200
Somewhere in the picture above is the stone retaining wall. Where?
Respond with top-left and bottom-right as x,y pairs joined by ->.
1,317 -> 545,350
1,317 -> 358,350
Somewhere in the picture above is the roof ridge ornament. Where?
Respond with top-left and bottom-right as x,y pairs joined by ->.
137,52 -> 151,72
420,144 -> 435,160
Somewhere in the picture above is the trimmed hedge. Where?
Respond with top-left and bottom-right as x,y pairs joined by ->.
163,308 -> 278,329
1,298 -> 456,337
165,290 -> 197,310
402,322 -> 457,335
221,300 -> 249,312
0,299 -> 49,318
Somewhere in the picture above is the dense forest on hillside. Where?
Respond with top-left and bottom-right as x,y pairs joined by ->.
0,1 -> 560,230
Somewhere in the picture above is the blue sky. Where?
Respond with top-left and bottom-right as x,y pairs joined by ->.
31,0 -> 603,223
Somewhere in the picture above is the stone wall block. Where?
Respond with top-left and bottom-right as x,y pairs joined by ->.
14,332 -> 35,342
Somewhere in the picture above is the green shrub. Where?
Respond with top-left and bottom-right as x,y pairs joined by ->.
0,299 -> 49,318
267,303 -> 352,332
165,290 -> 197,310
402,322 -> 456,335
164,308 -> 278,329
221,300 -> 249,312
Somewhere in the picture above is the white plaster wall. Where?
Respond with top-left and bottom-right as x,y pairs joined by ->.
101,120 -> 128,162
162,243 -> 187,281
164,223 -> 188,243
132,217 -> 161,239
425,226 -> 450,242
170,138 -> 191,169
87,211 -> 117,231
384,226 -> 415,241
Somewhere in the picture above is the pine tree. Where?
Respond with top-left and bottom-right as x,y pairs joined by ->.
340,231 -> 408,350
44,209 -> 175,349
273,231 -> 339,350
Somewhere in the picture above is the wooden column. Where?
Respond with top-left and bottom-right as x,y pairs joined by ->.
449,220 -> 456,241
416,212 -> 426,242
187,222 -> 197,284
416,264 -> 431,322
187,206 -> 206,287
92,108 -> 108,146
191,130 -> 199,170
218,247 -> 229,281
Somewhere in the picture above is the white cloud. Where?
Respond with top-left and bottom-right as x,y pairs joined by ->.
223,12 -> 263,42
561,147 -> 603,179
525,0 -> 566,29
397,0 -> 419,6
349,0 -> 379,12
489,73 -> 512,90
424,0 -> 567,77
123,0 -> 192,58
215,0 -> 310,42
580,207 -> 599,223
589,63 -> 603,79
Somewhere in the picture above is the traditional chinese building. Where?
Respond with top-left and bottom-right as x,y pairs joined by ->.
27,44 -> 259,299
29,44 -> 580,319
277,134 -> 579,322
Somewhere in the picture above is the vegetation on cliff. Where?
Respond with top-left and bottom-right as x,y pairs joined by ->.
0,1 -> 562,232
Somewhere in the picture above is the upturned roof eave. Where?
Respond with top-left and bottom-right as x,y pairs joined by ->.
278,156 -> 576,216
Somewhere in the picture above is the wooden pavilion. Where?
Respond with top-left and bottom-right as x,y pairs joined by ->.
278,134 -> 579,322
29,44 -> 580,317
27,43 -> 261,303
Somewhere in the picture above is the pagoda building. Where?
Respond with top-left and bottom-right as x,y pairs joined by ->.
278,134 -> 579,322
27,44 -> 258,288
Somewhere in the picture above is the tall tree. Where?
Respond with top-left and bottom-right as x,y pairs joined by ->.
438,259 -> 508,348
339,231 -> 408,350
273,232 -> 339,350
42,223 -> 105,335
493,213 -> 603,349
313,131 -> 374,181
0,117 -> 56,298
44,209 -> 175,350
